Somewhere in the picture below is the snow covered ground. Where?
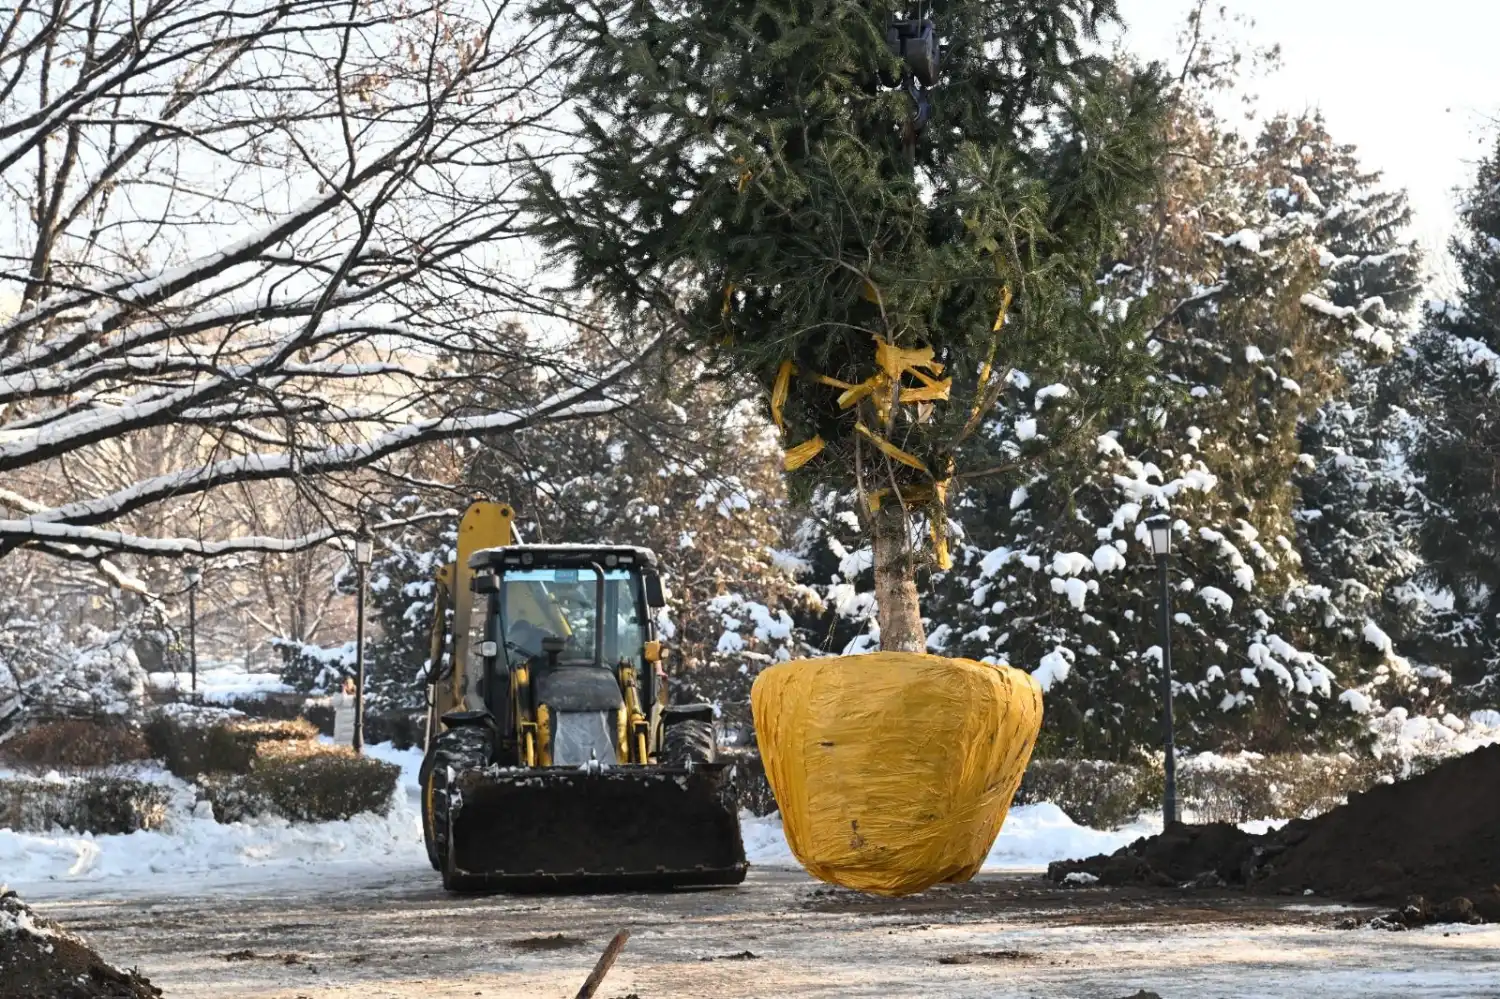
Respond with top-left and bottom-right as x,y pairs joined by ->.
5,737 -> 1170,898
32,865 -> 1500,999
2,741 -> 423,897
6,705 -> 1497,900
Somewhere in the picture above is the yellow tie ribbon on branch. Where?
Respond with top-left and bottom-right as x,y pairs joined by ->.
972,285 -> 1013,418
769,334 -> 967,570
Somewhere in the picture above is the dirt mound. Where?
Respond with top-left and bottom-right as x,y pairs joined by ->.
1048,745 -> 1500,919
1049,822 -> 1259,888
0,889 -> 162,998
1256,744 -> 1500,907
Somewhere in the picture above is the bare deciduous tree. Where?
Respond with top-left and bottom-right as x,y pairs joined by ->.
0,0 -> 646,576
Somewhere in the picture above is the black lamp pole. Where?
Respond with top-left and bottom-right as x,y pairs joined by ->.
1146,515 -> 1179,827
184,567 -> 202,695
353,533 -> 373,754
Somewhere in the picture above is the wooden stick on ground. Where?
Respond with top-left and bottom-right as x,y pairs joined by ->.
574,930 -> 630,999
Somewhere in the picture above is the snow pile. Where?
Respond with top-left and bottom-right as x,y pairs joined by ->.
741,803 -> 1162,872
2,743 -> 424,893
739,811 -> 798,866
147,658 -> 290,701
270,639 -> 356,694
0,799 -> 420,888
1369,708 -> 1500,765
981,803 -> 1159,869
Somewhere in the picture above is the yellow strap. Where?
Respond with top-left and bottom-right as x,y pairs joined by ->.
837,380 -> 877,409
931,530 -> 953,570
771,360 -> 795,430
993,285 -> 1013,333
783,435 -> 825,471
733,155 -> 752,192
867,484 -> 939,511
974,286 -> 1013,416
722,283 -> 736,317
875,340 -> 943,380
929,477 -> 953,569
812,372 -> 857,391
899,378 -> 952,404
855,422 -> 929,472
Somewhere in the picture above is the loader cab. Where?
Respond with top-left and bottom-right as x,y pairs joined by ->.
466,545 -> 667,767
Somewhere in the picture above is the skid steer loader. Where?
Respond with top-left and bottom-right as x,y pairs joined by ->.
417,501 -> 748,893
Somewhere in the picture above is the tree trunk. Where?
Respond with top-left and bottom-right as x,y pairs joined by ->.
871,502 -> 926,653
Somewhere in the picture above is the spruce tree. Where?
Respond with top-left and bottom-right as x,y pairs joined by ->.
524,0 -> 1167,651
914,96 -> 1419,754
1286,115 -> 1432,709
1408,136 -> 1500,699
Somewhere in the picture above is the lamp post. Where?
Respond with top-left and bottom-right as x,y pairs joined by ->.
353,533 -> 373,754
184,566 -> 202,695
1145,514 -> 1178,827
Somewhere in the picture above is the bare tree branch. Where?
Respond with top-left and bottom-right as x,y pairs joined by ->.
0,0 -> 639,566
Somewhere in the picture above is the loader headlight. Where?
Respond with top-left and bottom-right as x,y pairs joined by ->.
604,554 -> 618,567
479,641 -> 498,658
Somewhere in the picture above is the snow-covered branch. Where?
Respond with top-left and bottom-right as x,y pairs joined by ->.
0,0 -> 640,563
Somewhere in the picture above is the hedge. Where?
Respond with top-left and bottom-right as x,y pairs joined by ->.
144,713 -> 317,778
0,719 -> 152,771
201,741 -> 399,823
0,776 -> 170,834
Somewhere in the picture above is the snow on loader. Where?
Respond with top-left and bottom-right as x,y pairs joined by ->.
417,501 -> 747,893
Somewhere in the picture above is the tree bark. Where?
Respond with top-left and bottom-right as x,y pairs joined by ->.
871,502 -> 926,653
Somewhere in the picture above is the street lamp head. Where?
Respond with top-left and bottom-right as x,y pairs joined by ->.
183,566 -> 202,588
354,536 -> 373,566
1145,515 -> 1173,558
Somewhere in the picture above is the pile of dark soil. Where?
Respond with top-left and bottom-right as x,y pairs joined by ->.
0,889 -> 161,998
1050,822 -> 1261,889
1048,744 -> 1500,921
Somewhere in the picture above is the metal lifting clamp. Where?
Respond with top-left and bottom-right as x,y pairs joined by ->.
885,16 -> 941,87
881,7 -> 945,144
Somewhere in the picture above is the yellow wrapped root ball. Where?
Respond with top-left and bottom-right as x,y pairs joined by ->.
751,652 -> 1043,896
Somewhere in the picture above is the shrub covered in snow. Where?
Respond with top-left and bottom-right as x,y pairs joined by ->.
0,775 -> 171,835
0,659 -> 19,736
1367,707 -> 1500,770
1014,759 -> 1162,830
0,719 -> 151,771
1176,752 -> 1392,824
272,638 -> 356,697
144,711 -> 317,779
201,742 -> 399,823
0,617 -> 151,725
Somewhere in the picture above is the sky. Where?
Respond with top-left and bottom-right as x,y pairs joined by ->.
1115,0 -> 1500,285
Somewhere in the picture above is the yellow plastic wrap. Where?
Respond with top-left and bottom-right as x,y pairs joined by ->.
751,652 -> 1043,896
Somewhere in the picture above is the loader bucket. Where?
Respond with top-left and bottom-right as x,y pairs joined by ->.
444,763 -> 749,893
